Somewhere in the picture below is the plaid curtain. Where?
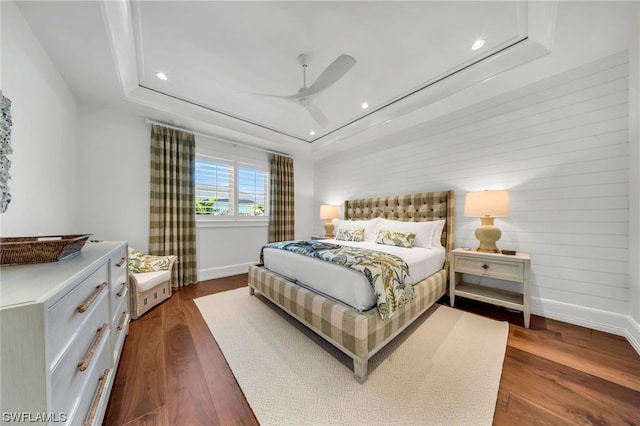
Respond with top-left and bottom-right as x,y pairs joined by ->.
268,154 -> 295,242
149,125 -> 198,286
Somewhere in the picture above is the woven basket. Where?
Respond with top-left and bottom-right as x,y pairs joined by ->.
0,234 -> 91,266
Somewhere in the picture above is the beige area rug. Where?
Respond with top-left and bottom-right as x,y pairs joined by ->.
195,288 -> 509,426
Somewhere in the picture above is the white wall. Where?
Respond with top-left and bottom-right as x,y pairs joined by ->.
315,51 -> 633,338
75,103 -> 150,250
196,135 -> 314,280
195,136 -> 271,280
0,1 -> 79,236
313,1 -> 640,351
75,104 -> 315,280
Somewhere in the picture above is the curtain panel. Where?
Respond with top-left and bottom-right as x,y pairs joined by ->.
269,154 -> 295,242
149,125 -> 198,286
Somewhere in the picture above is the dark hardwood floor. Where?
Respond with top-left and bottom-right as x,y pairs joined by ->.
104,275 -> 640,425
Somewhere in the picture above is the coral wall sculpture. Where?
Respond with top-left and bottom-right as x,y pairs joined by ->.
0,91 -> 12,213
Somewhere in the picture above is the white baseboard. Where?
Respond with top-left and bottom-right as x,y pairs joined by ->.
627,316 -> 640,355
198,262 -> 255,282
531,297 -> 640,355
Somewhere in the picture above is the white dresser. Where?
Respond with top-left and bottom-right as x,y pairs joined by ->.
0,241 -> 130,425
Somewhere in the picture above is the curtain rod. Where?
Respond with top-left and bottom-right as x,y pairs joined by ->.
145,119 -> 293,158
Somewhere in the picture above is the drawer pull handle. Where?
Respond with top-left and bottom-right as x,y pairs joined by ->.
78,323 -> 108,372
82,368 -> 110,426
77,283 -> 107,313
117,311 -> 129,331
115,257 -> 127,268
116,282 -> 127,298
482,264 -> 489,270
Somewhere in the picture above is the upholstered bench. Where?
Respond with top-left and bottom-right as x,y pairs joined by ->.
128,248 -> 178,319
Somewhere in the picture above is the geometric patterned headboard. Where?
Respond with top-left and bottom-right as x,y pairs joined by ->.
344,190 -> 455,266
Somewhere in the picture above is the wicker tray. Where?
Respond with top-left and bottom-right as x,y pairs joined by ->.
0,234 -> 92,266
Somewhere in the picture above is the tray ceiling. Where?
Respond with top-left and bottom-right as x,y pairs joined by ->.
15,1 -> 556,146
132,1 -> 528,142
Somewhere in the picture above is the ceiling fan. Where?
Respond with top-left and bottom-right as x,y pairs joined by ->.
264,53 -> 357,127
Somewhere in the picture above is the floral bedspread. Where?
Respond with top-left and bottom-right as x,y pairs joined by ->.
260,240 -> 414,321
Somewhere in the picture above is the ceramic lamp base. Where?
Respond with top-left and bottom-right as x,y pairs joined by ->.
324,220 -> 335,238
475,216 -> 501,253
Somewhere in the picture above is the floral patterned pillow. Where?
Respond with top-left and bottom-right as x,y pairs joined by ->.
128,247 -> 176,273
335,227 -> 365,242
375,230 -> 416,248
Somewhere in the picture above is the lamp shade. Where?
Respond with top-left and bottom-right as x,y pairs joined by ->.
319,204 -> 339,219
464,190 -> 510,217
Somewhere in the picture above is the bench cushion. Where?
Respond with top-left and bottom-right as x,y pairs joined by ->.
132,271 -> 170,293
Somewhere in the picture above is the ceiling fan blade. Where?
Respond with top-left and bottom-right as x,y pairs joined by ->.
297,54 -> 356,98
305,103 -> 328,128
253,54 -> 356,101
253,92 -> 299,100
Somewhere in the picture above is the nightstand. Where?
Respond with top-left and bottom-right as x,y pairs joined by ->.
310,235 -> 331,240
449,248 -> 531,328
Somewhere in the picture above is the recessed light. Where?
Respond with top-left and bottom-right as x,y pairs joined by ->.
361,102 -> 369,109
309,130 -> 315,136
155,72 -> 168,81
471,40 -> 485,50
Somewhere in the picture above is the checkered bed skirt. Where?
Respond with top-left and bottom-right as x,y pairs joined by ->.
248,264 -> 447,359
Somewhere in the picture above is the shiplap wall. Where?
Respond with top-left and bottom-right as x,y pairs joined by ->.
315,51 -> 630,320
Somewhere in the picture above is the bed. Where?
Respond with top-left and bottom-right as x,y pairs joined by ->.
248,190 -> 454,383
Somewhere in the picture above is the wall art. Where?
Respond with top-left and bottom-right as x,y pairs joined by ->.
0,91 -> 12,213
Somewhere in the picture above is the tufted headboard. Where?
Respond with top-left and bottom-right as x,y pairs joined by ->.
344,190 -> 455,267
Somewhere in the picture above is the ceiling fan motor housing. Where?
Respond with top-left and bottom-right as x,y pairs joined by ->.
297,54 -> 310,67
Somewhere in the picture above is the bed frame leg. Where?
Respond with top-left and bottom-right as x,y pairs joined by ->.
353,358 -> 368,384
249,286 -> 255,296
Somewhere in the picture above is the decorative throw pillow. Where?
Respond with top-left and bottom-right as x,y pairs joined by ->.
333,218 -> 380,242
335,227 -> 365,242
128,247 -> 175,273
377,218 -> 436,249
375,230 -> 416,248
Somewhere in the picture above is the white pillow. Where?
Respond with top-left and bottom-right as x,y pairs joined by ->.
377,219 -> 437,249
333,218 -> 380,242
431,219 -> 446,247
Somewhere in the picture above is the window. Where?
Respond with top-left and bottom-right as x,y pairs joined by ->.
237,167 -> 267,216
195,156 -> 268,221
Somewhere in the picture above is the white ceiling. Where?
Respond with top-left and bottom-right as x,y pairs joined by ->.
15,1 -> 560,146
133,1 -> 525,142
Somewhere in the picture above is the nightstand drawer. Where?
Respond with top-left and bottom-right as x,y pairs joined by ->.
455,255 -> 524,282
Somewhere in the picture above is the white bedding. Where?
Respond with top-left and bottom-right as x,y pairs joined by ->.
262,240 -> 445,312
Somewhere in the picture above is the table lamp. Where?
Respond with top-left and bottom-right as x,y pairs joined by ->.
319,205 -> 339,237
464,190 -> 510,253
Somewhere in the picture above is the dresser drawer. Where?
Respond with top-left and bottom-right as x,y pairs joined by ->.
77,368 -> 113,426
110,269 -> 128,324
111,308 -> 130,362
455,255 -> 524,282
110,282 -> 129,330
109,245 -> 128,281
47,263 -> 110,368
50,321 -> 110,421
